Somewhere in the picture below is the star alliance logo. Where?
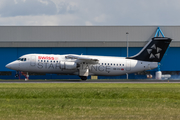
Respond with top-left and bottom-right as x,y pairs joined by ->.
147,44 -> 162,59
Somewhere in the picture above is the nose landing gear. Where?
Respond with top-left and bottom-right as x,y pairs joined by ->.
15,71 -> 19,77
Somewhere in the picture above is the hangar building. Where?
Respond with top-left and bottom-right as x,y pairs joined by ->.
1,26 -> 180,79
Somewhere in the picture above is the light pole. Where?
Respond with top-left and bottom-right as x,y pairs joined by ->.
126,32 -> 129,79
126,32 -> 129,57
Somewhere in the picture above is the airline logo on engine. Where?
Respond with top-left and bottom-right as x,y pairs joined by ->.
38,56 -> 58,60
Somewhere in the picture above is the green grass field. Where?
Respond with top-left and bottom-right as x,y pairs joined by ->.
0,83 -> 180,120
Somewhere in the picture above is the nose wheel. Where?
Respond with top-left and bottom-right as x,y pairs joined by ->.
15,71 -> 19,77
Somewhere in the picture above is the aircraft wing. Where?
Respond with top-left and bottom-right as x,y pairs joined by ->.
65,55 -> 99,64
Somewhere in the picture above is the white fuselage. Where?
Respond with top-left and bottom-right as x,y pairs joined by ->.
6,54 -> 158,76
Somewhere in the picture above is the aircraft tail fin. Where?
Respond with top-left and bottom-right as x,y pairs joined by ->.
128,37 -> 172,62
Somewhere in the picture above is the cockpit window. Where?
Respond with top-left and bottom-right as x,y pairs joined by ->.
17,58 -> 27,61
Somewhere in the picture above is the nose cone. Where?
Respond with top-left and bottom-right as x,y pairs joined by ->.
6,61 -> 19,70
5,63 -> 11,69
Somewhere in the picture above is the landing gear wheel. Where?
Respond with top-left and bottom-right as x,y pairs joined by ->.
15,71 -> 19,77
79,76 -> 87,81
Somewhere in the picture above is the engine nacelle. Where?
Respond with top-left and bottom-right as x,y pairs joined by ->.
60,62 -> 77,70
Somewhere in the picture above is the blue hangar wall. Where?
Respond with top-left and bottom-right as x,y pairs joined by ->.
1,47 -> 177,79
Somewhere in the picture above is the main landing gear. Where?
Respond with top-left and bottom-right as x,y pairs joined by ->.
79,76 -> 87,81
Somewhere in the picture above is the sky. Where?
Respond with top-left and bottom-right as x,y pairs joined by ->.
0,0 -> 180,26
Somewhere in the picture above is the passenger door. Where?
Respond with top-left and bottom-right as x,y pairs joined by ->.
30,55 -> 36,66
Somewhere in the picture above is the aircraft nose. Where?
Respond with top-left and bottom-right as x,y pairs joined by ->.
5,61 -> 19,70
5,63 -> 11,69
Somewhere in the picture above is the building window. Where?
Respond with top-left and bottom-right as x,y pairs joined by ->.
29,72 -> 46,76
162,71 -> 180,75
0,71 -> 12,76
135,71 -> 150,75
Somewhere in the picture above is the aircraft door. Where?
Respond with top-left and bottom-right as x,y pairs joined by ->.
126,60 -> 131,71
30,55 -> 36,66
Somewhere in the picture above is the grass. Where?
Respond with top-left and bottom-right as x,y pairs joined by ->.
0,83 -> 180,120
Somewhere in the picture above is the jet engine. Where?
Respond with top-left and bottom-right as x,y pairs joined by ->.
60,61 -> 77,69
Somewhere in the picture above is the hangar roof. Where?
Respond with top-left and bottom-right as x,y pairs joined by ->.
0,26 -> 179,47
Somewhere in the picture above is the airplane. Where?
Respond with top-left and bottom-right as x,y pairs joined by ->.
6,37 -> 172,80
